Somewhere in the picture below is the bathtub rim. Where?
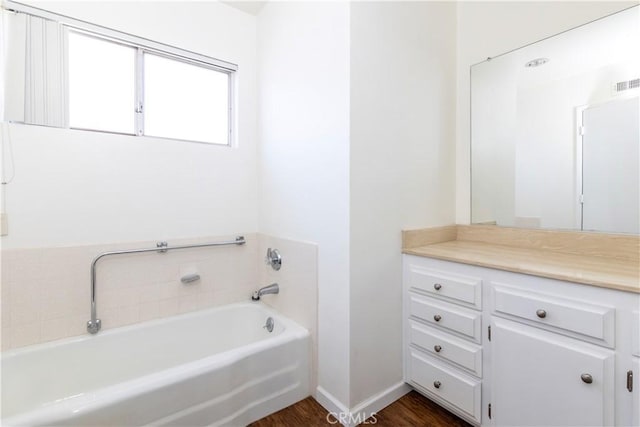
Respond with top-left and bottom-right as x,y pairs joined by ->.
1,301 -> 307,358
1,301 -> 310,425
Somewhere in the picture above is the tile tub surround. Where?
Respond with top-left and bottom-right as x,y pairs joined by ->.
402,225 -> 640,292
258,234 -> 319,391
1,234 -> 260,350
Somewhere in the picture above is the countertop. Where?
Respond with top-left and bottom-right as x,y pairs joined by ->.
402,226 -> 640,294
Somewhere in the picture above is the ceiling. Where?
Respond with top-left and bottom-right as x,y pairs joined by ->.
222,1 -> 267,16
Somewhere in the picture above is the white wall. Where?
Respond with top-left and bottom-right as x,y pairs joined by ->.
455,1 -> 637,224
1,1 -> 258,249
257,1 -> 351,408
349,1 -> 456,408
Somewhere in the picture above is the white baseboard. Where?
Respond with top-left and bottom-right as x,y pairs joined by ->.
350,382 -> 410,426
315,386 -> 350,425
315,382 -> 410,427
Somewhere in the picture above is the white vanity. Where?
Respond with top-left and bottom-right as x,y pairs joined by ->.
432,6 -> 640,425
402,225 -> 640,427
410,6 -> 640,424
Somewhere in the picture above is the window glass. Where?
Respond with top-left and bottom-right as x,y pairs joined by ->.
68,32 -> 136,134
144,53 -> 230,144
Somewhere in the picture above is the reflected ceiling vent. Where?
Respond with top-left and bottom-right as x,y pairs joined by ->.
525,58 -> 549,68
613,78 -> 640,93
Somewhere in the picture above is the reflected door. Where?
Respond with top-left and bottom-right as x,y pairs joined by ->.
581,96 -> 639,234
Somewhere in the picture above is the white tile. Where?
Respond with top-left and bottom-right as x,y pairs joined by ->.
1,327 -> 12,351
10,299 -> 41,326
40,290 -> 83,321
139,301 -> 160,322
177,295 -> 199,314
136,283 -> 156,303
100,289 -> 123,310
158,298 -> 179,318
67,314 -> 88,337
40,316 -> 72,343
115,305 -> 140,326
1,297 -> 12,328
10,321 -> 41,348
197,291 -> 215,309
164,281 -> 183,299
2,234 -> 278,347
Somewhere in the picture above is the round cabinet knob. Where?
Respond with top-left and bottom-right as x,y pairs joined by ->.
581,374 -> 593,384
434,345 -> 442,353
536,309 -> 547,319
433,381 -> 442,389
434,283 -> 442,291
433,314 -> 442,322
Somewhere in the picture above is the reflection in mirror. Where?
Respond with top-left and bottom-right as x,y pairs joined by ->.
471,6 -> 639,234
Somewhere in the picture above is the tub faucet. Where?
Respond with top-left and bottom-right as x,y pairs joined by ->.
252,283 -> 279,301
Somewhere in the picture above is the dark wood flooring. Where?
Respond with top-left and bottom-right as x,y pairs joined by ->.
248,390 -> 472,427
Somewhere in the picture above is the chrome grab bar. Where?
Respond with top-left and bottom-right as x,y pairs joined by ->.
87,236 -> 246,334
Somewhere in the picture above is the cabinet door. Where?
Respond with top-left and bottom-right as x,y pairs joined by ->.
633,358 -> 640,427
491,318 -> 614,426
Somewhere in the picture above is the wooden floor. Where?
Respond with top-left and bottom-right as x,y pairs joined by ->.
248,390 -> 472,427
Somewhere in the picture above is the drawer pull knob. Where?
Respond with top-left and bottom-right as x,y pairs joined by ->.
536,309 -> 547,318
434,283 -> 442,290
433,381 -> 441,389
581,373 -> 593,384
433,314 -> 442,322
434,345 -> 442,353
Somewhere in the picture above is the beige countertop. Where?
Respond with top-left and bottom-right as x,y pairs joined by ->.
403,226 -> 640,294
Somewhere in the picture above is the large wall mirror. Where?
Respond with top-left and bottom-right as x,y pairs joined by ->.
471,6 -> 639,234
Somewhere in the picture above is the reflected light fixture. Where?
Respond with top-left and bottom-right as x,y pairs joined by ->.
525,58 -> 550,68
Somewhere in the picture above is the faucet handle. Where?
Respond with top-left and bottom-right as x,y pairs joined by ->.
265,248 -> 282,271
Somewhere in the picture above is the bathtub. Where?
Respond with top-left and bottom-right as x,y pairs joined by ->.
1,302 -> 310,426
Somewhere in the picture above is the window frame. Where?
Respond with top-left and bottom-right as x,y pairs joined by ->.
4,0 -> 237,146
137,49 -> 234,145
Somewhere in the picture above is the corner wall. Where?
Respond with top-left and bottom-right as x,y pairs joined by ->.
349,1 -> 457,409
257,1 -> 352,408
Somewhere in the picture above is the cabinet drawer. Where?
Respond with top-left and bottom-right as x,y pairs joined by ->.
407,265 -> 482,308
408,349 -> 481,423
409,321 -> 482,377
491,284 -> 615,347
410,294 -> 482,343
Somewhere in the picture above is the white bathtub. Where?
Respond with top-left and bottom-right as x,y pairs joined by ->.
1,302 -> 310,426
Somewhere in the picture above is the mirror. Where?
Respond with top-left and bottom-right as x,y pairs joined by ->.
471,6 -> 639,234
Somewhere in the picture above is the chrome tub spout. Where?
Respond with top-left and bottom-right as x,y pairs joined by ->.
251,283 -> 279,301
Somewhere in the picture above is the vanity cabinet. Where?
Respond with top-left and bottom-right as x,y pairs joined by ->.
403,254 -> 640,426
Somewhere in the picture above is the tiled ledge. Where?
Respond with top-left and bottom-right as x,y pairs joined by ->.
402,225 -> 640,293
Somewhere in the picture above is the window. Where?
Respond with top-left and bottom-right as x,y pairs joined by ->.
67,30 -> 234,145
68,32 -> 136,134
144,53 -> 230,144
3,0 -> 238,142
